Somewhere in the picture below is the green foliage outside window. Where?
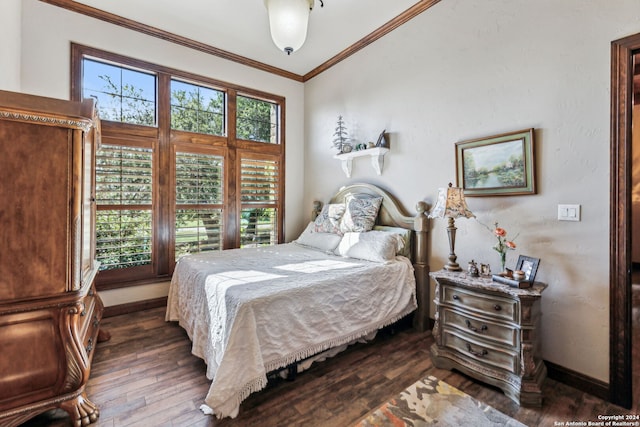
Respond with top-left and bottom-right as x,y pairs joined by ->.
83,59 -> 156,126
85,57 -> 280,271
237,95 -> 278,143
171,80 -> 225,135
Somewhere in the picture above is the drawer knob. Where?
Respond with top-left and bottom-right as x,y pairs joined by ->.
494,304 -> 502,311
466,343 -> 488,357
465,319 -> 488,332
452,295 -> 460,300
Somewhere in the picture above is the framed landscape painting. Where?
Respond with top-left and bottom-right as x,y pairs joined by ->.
455,128 -> 536,196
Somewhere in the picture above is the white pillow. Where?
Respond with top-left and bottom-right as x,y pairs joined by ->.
373,225 -> 411,258
295,222 -> 342,252
334,230 -> 400,263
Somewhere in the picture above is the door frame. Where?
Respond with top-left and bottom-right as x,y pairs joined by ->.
610,32 -> 638,409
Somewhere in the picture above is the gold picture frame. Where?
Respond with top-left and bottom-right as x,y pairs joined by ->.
455,128 -> 536,197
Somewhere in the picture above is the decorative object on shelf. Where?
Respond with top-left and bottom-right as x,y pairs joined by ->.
428,183 -> 475,271
355,143 -> 367,151
334,147 -> 389,178
342,143 -> 352,153
492,222 -> 517,272
455,128 -> 536,197
515,255 -> 540,282
467,259 -> 479,277
491,272 -> 531,288
332,115 -> 349,153
264,0 -> 323,55
512,270 -> 525,281
376,129 -> 388,148
480,263 -> 491,277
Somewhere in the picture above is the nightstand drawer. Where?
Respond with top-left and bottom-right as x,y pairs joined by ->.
442,330 -> 519,374
442,284 -> 517,322
441,308 -> 518,347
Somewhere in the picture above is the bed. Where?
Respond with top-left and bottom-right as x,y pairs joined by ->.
165,183 -> 430,418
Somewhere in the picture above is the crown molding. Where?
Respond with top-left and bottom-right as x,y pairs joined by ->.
39,0 -> 440,82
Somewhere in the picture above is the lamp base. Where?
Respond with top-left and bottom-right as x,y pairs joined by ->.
444,217 -> 462,272
444,262 -> 462,272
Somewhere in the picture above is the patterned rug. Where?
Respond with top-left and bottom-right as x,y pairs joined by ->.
354,376 -> 527,427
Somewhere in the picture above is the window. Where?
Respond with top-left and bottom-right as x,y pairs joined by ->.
95,144 -> 153,271
175,151 -> 224,259
237,95 -> 279,143
239,156 -> 280,247
73,45 -> 285,288
83,59 -> 156,126
171,80 -> 225,136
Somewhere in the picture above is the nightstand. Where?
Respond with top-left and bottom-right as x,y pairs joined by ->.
430,270 -> 547,407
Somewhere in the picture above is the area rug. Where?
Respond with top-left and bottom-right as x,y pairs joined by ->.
354,375 -> 527,427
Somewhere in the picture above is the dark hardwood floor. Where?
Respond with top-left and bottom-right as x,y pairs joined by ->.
21,306 -> 638,427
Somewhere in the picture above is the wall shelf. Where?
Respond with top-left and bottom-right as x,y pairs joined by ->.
333,147 -> 389,178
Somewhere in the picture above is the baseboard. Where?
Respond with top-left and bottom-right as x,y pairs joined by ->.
103,297 -> 167,318
545,360 -> 609,401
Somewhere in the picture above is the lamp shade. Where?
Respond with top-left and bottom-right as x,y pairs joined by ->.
264,0 -> 313,54
428,183 -> 475,219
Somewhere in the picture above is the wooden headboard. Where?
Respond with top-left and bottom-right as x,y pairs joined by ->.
312,183 -> 430,332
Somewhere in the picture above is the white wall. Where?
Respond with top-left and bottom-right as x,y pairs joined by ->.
304,0 -> 640,382
19,0 -> 307,306
0,0 -> 22,91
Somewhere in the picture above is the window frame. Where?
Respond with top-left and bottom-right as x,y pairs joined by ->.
71,43 -> 285,290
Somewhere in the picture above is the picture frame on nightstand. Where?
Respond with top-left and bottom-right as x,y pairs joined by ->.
516,255 -> 540,282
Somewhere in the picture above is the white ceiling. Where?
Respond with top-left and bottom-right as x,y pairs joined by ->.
72,0 -> 421,77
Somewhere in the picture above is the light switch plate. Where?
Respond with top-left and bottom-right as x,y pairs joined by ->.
558,204 -> 581,221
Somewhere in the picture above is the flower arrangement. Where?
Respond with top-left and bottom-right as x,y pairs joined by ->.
490,222 -> 518,272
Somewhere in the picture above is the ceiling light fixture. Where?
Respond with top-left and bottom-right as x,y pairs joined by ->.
264,0 -> 323,55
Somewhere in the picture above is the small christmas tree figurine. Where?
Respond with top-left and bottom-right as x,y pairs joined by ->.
332,115 -> 350,153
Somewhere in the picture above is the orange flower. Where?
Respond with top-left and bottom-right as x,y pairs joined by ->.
484,222 -> 519,271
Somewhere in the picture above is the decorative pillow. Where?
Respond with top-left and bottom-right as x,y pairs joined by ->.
339,196 -> 383,233
314,203 -> 346,234
373,225 -> 411,258
295,222 -> 343,252
334,230 -> 399,263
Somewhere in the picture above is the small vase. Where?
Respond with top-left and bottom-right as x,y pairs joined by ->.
499,252 -> 506,273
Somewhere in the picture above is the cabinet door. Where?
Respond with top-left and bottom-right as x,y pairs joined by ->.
0,122 -> 70,299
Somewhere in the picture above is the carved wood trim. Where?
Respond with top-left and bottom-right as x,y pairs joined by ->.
609,32 -> 639,409
0,108 -> 93,132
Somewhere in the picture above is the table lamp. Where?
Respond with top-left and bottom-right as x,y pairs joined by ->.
428,183 -> 475,271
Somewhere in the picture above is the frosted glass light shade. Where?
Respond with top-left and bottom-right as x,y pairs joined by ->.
264,0 -> 313,54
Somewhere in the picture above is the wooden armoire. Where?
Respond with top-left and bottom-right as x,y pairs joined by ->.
0,90 -> 104,426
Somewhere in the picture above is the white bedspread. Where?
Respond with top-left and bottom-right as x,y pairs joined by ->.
165,242 -> 417,418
